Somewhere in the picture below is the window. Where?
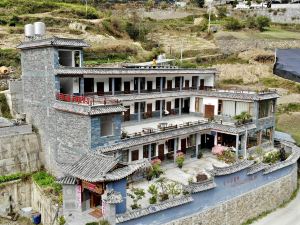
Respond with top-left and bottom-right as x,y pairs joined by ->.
151,143 -> 156,158
58,50 -> 73,67
100,116 -> 113,136
121,150 -> 129,162
143,145 -> 149,158
258,100 -> 271,118
131,150 -> 139,161
175,99 -> 180,108
218,100 -> 222,115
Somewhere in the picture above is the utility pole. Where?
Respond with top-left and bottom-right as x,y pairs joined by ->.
208,1 -> 212,33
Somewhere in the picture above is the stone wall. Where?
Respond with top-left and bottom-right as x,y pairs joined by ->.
0,133 -> 41,176
31,182 -> 59,225
216,39 -> 300,54
0,179 -> 32,216
7,80 -> 23,115
0,124 -> 32,137
166,165 -> 297,225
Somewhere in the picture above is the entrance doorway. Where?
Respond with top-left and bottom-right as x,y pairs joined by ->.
167,80 -> 172,91
181,138 -> 186,154
131,150 -> 139,161
124,106 -> 130,122
84,78 -> 94,93
124,81 -> 130,94
201,134 -> 215,149
200,79 -> 205,90
97,82 -> 104,95
90,193 -> 101,208
185,80 -> 189,90
146,103 -> 152,118
166,101 -> 171,114
158,144 -> 165,161
204,105 -> 214,119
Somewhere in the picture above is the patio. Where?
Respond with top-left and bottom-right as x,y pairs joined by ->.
127,152 -> 228,210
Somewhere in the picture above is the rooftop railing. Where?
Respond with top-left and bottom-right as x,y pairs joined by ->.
56,93 -> 121,106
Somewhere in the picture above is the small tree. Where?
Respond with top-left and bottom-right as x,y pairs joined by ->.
175,152 -> 185,168
128,188 -> 145,209
166,182 -> 181,198
148,184 -> 158,204
224,17 -> 242,31
256,16 -> 270,31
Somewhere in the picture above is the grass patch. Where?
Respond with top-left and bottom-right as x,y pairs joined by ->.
32,171 -> 62,204
0,48 -> 20,68
277,103 -> 300,114
221,78 -> 244,85
0,173 -> 30,184
260,77 -> 300,94
0,93 -> 12,119
242,175 -> 300,224
196,53 -> 248,67
276,112 -> 300,146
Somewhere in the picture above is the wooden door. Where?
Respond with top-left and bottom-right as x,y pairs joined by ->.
131,150 -> 139,161
97,82 -> 104,95
204,105 -> 214,119
124,106 -> 130,122
147,103 -> 152,118
185,80 -> 189,90
90,193 -> 101,208
167,101 -> 171,113
124,81 -> 130,94
158,144 -> 165,161
167,80 -> 172,91
195,97 -> 199,112
200,79 -> 205,90
181,138 -> 187,154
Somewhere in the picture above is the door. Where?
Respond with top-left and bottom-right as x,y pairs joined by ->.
97,82 -> 104,96
147,103 -> 152,118
124,81 -> 130,94
185,80 -> 189,90
192,76 -> 198,89
158,144 -> 165,161
195,97 -> 199,112
167,80 -> 172,91
84,78 -> 94,93
200,79 -> 205,90
204,105 -> 215,119
131,150 -> 139,161
90,193 -> 101,208
181,138 -> 187,154
167,101 -> 171,114
147,81 -> 153,92
124,106 -> 130,122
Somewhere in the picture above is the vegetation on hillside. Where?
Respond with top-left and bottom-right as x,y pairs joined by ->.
0,93 -> 12,119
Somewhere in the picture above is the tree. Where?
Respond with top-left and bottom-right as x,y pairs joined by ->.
256,16 -> 270,31
224,17 -> 242,31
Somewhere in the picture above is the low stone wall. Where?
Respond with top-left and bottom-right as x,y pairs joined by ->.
31,182 -> 59,225
0,179 -> 32,216
0,124 -> 32,137
0,133 -> 41,175
166,165 -> 297,225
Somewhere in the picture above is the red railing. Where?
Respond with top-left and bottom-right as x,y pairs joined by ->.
56,93 -> 120,106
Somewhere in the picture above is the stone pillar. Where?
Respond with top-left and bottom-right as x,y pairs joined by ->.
159,100 -> 163,119
196,133 -> 201,157
102,190 -> 123,225
197,76 -> 200,91
148,144 -> 152,160
214,132 -> 218,146
112,78 -> 115,96
138,77 -> 141,94
160,77 -> 163,93
179,76 -> 182,91
79,78 -> 84,95
138,102 -> 141,122
179,98 -> 182,115
174,138 -> 177,163
236,134 -> 239,159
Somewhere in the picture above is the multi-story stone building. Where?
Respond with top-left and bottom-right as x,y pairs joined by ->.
17,37 -> 279,217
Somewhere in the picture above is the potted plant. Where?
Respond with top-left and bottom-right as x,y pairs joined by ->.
234,111 -> 252,125
148,184 -> 158,204
175,152 -> 185,168
127,188 -> 145,210
156,177 -> 169,201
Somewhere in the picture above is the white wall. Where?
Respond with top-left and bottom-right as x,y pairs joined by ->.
204,75 -> 214,87
73,78 -> 79,94
190,96 -> 196,112
203,97 -> 219,115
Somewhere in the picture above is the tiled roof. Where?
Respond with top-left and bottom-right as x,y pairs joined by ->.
58,152 -> 150,182
17,37 -> 89,49
96,122 -> 256,153
247,162 -> 268,175
116,195 -> 193,223
57,176 -> 77,185
187,179 -> 216,193
53,101 -> 126,115
212,160 -> 254,176
54,67 -> 217,76
110,90 -> 279,102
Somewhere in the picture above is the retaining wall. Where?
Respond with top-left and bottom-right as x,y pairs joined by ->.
119,143 -> 299,225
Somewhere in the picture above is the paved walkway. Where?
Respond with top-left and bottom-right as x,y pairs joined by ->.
253,186 -> 300,225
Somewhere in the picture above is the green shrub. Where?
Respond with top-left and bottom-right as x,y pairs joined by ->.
263,151 -> 280,164
216,6 -> 227,19
217,150 -> 236,164
224,17 -> 242,31
32,171 -> 62,195
256,16 -> 270,31
57,216 -> 66,225
85,223 -> 99,225
0,93 -> 12,119
0,173 -> 23,184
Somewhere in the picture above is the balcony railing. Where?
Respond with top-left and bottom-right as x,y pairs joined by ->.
56,93 -> 120,106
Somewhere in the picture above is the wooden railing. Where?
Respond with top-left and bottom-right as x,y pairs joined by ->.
56,93 -> 120,106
